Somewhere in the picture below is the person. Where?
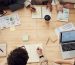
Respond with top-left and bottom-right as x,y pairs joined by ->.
7,47 -> 29,65
6,47 -> 48,65
0,0 -> 26,16
25,0 -> 53,12
54,59 -> 75,65
55,0 -> 75,11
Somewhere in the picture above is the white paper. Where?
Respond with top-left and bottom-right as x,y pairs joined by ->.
57,8 -> 69,22
32,6 -> 51,19
24,44 -> 43,63
32,6 -> 42,18
0,43 -> 7,57
55,23 -> 75,38
42,6 -> 51,18
0,13 -> 20,30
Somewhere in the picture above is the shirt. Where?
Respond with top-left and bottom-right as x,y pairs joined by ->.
55,0 -> 75,4
24,0 -> 52,7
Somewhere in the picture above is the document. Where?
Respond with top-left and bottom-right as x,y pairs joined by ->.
24,44 -> 43,63
57,8 -> 69,22
55,23 -> 75,38
32,5 -> 51,19
32,6 -> 42,18
0,13 -> 20,30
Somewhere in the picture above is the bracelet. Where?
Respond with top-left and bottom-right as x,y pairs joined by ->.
74,4 -> 75,8
39,55 -> 44,58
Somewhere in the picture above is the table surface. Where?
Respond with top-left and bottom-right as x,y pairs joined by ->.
0,6 -> 75,65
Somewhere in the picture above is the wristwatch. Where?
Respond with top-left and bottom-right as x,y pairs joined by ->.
39,55 -> 44,58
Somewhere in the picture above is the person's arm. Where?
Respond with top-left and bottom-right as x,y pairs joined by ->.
37,48 -> 48,65
54,59 -> 74,65
63,3 -> 75,9
46,0 -> 52,11
55,0 -> 63,12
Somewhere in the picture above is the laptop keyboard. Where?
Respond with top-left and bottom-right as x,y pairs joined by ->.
61,42 -> 75,51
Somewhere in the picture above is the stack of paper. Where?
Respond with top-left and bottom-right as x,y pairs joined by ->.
24,44 -> 43,63
55,23 -> 75,38
57,8 -> 69,22
0,13 -> 20,29
32,6 -> 51,19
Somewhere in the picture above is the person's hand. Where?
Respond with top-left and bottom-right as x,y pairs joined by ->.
30,6 -> 36,13
56,4 -> 63,12
36,47 -> 43,56
46,3 -> 52,12
63,3 -> 74,9
26,5 -> 36,13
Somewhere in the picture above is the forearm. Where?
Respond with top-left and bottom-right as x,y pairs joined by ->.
55,59 -> 74,65
74,4 -> 75,8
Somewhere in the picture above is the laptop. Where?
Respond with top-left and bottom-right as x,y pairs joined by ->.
60,30 -> 75,59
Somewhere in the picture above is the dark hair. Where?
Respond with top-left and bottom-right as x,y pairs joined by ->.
7,47 -> 29,65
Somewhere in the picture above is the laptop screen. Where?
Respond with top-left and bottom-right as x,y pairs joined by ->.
60,30 -> 75,43
60,30 -> 75,51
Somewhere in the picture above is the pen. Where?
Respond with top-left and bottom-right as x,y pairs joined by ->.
46,37 -> 50,45
0,48 -> 3,52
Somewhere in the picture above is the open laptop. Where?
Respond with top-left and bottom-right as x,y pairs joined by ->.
60,30 -> 75,59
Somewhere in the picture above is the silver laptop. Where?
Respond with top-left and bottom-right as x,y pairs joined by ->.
60,30 -> 75,59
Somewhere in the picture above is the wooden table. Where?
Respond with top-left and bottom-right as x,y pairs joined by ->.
0,6 -> 75,65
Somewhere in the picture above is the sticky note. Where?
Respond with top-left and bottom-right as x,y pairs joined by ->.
10,26 -> 16,31
22,34 -> 29,42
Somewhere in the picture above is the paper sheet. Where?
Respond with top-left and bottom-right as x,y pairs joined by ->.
0,43 -> 7,57
32,6 -> 51,19
57,8 -> 69,22
42,6 -> 51,18
55,23 -> 75,38
0,13 -> 20,30
24,44 -> 43,63
32,6 -> 42,18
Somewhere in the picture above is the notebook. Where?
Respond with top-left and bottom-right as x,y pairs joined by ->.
32,5 -> 51,18
24,44 -> 43,63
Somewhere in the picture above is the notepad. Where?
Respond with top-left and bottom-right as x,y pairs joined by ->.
32,6 -> 51,19
22,34 -> 29,42
24,44 -> 43,63
57,8 -> 69,22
